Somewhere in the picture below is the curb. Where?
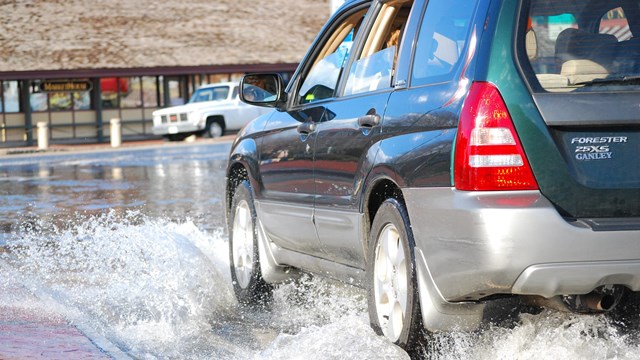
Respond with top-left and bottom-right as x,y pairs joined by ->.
0,134 -> 236,159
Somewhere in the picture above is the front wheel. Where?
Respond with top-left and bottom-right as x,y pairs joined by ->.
205,120 -> 224,138
367,198 -> 424,350
229,180 -> 272,306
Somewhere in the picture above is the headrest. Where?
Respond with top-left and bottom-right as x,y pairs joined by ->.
526,29 -> 537,60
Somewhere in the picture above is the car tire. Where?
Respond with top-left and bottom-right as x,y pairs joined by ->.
205,120 -> 224,138
367,198 -> 424,351
229,180 -> 273,306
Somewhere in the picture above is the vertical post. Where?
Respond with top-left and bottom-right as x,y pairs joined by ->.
162,76 -> 170,107
93,77 -> 103,143
110,118 -> 121,147
182,75 -> 189,104
21,80 -> 33,145
37,122 -> 49,150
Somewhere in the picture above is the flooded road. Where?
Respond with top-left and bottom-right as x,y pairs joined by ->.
1,141 -> 639,359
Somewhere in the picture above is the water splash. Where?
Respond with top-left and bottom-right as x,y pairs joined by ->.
416,309 -> 640,360
269,274 -> 368,331
4,210 -> 242,359
3,211 -> 640,359
258,315 -> 409,360
248,274 -> 408,359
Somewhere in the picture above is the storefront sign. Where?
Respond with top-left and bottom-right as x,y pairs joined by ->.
37,80 -> 92,93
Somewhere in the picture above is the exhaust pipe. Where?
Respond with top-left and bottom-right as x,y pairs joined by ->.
581,292 -> 617,311
561,285 -> 625,313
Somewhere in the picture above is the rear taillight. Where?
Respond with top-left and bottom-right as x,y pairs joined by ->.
454,82 -> 538,191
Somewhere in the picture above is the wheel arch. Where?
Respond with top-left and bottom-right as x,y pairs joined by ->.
361,173 -> 407,255
226,162 -> 248,226
364,177 -> 404,228
206,114 -> 226,130
205,113 -> 225,127
225,138 -> 261,227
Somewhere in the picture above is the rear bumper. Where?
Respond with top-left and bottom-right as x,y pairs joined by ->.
152,122 -> 203,136
404,188 -> 640,301
512,260 -> 640,298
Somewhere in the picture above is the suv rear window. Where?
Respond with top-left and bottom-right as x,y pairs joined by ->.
522,0 -> 640,93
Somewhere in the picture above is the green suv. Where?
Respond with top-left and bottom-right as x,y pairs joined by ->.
226,0 -> 640,351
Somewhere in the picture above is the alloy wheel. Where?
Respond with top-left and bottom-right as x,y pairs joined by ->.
373,223 -> 408,342
232,199 -> 254,288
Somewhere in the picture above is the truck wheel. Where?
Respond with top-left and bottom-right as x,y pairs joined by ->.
229,180 -> 272,306
367,198 -> 424,351
205,120 -> 224,138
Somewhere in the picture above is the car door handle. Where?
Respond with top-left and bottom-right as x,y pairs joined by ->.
297,122 -> 316,135
358,113 -> 381,128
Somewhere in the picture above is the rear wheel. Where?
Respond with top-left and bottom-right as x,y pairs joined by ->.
229,180 -> 272,306
367,198 -> 424,351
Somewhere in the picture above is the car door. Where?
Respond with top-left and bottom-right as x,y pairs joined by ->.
312,0 -> 419,268
255,3 -> 372,257
254,110 -> 322,255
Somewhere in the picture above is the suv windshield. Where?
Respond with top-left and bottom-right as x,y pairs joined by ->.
189,86 -> 230,103
523,0 -> 640,92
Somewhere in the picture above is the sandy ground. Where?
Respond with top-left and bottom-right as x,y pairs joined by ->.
0,0 -> 331,72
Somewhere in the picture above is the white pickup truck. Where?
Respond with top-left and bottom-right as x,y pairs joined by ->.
152,82 -> 270,140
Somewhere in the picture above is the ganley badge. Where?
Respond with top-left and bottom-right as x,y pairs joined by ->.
571,136 -> 627,161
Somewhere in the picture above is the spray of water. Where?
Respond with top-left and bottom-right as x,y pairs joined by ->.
246,274 -> 409,360
4,210 -> 244,359
419,310 -> 640,360
3,211 -> 640,359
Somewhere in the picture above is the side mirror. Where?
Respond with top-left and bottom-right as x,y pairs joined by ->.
239,73 -> 286,108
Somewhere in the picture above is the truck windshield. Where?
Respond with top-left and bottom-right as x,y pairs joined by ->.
189,86 -> 230,103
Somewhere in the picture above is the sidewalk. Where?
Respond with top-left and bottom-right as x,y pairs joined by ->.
0,306 -> 112,359
0,273 -> 122,359
0,134 -> 236,158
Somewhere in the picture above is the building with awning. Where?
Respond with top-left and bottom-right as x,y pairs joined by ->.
0,0 -> 329,147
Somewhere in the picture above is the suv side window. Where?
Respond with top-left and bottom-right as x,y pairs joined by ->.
410,0 -> 475,86
297,8 -> 368,104
343,0 -> 414,96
